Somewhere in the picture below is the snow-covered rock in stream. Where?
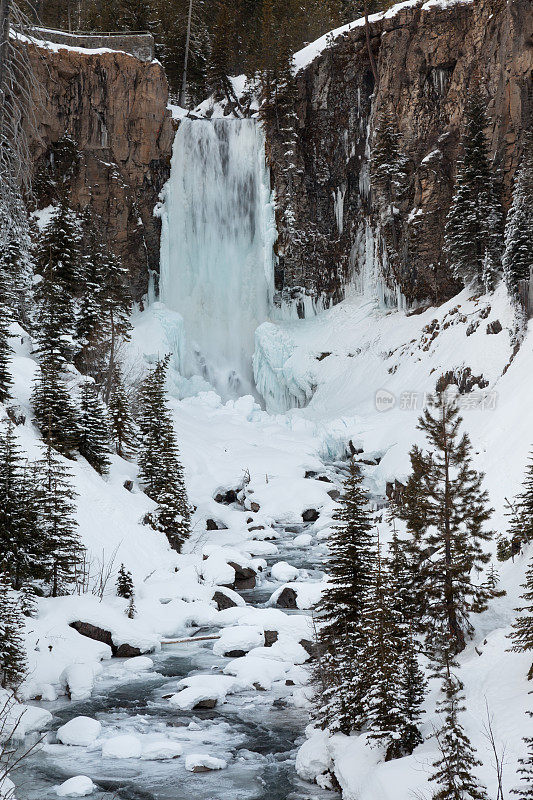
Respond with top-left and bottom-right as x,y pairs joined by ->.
295,728 -> 333,785
270,561 -> 300,582
123,656 -> 154,672
184,754 -> 227,773
56,717 -> 102,747
102,734 -> 142,759
169,674 -> 243,710
141,740 -> 183,760
59,663 -> 103,701
269,582 -> 324,610
212,626 -> 265,657
55,775 -> 96,797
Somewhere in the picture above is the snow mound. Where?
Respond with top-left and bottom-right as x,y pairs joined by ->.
56,717 -> 102,747
141,740 -> 183,760
55,775 -> 95,797
295,729 -> 333,783
212,626 -> 264,656
123,656 -> 154,672
101,734 -> 142,759
223,655 -> 291,689
268,582 -> 324,609
184,753 -> 227,772
169,674 -> 243,710
293,533 -> 313,546
59,662 -> 102,702
270,561 -> 299,582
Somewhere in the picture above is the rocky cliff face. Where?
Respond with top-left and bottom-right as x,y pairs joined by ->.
266,0 -> 533,311
27,42 -> 174,299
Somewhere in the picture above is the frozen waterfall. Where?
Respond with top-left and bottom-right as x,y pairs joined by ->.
159,118 -> 276,398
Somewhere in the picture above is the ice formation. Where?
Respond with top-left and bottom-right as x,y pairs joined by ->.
159,118 -> 276,398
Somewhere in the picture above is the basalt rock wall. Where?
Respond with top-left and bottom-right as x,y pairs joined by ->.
266,0 -> 533,310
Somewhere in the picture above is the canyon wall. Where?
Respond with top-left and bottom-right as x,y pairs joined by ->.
27,42 -> 174,299
266,0 -> 533,311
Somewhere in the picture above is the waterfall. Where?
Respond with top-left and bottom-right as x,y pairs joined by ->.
159,118 -> 276,398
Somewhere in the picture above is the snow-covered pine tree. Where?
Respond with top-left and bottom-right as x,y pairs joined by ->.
444,87 -> 502,291
127,595 -> 136,619
76,210 -> 106,376
371,108 -> 408,217
0,569 -> 27,689
364,536 -> 409,760
100,244 -> 132,403
507,453 -> 533,551
78,379 -> 111,475
508,554 -> 533,680
108,369 -> 136,459
0,275 -> 13,405
34,196 -> 83,349
313,459 -> 375,733
116,564 -> 134,599
398,626 -> 426,756
0,422 -> 45,590
397,394 -> 495,656
502,133 -> 533,302
430,647 -> 488,800
31,354 -> 80,459
138,355 -> 191,552
34,440 -> 82,597
515,721 -> 533,800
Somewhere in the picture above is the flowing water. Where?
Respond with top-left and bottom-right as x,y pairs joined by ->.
13,523 -> 337,800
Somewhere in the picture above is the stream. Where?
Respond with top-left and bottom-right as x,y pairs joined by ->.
13,518 -> 339,800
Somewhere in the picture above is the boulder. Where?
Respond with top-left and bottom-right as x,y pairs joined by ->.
193,698 -> 217,710
227,561 -> 256,590
487,319 -> 502,334
206,519 -> 228,531
70,621 -> 144,658
327,489 -> 341,501
302,508 -> 319,522
214,489 -> 239,504
299,639 -> 318,660
275,587 -> 298,609
212,590 -> 238,610
264,630 -> 279,647
250,501 -> 260,513
123,480 -> 133,492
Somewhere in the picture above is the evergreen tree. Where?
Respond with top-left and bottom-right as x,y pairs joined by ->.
503,134 -> 533,301
31,357 -> 80,459
313,459 -> 375,733
78,379 -> 111,475
34,196 -> 83,350
0,278 -> 13,405
430,649 -> 488,800
397,394 -> 495,656
127,595 -> 136,619
398,627 -> 426,756
364,537 -> 409,759
515,720 -> 533,800
507,453 -> 533,551
0,569 -> 27,689
371,109 -> 408,218
444,88 -> 502,291
0,422 -> 44,589
34,441 -> 82,597
108,369 -> 136,459
116,563 -> 134,599
508,555 -> 533,680
138,356 -> 191,552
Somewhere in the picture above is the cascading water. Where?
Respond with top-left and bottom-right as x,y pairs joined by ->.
159,118 -> 276,398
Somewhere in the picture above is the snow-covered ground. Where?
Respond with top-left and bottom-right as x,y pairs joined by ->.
6,272 -> 531,798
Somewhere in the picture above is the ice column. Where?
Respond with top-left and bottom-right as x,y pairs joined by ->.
159,118 -> 276,397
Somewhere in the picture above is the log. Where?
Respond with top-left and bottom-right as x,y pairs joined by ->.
161,635 -> 221,645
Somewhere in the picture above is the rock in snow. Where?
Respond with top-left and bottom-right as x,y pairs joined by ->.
55,775 -> 95,797
212,626 -> 264,657
59,663 -> 102,702
102,734 -> 142,759
56,717 -> 102,747
184,754 -> 227,772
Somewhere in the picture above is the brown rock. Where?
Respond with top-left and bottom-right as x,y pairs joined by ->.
227,562 -> 256,590
69,621 -> 144,658
264,630 -> 279,647
193,699 -> 217,710
212,591 -> 238,611
275,587 -> 298,609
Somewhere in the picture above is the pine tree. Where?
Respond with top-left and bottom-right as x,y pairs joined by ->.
507,453 -> 533,551
371,109 -> 408,217
515,720 -> 533,800
503,134 -> 533,301
78,379 -> 111,475
397,394 -> 495,657
0,422 -> 45,590
34,441 -> 82,597
108,369 -> 136,459
138,356 -> 191,552
34,196 -> 83,352
508,555 -> 533,680
313,459 -> 375,733
430,649 -> 488,800
127,595 -> 136,619
116,563 -> 134,599
444,88 -> 502,291
364,537 -> 409,759
0,275 -> 13,405
398,627 -> 426,756
31,357 -> 80,459
0,569 -> 27,689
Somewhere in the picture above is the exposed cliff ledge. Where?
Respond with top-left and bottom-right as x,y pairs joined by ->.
266,0 -> 533,310
27,42 -> 174,299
